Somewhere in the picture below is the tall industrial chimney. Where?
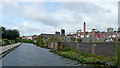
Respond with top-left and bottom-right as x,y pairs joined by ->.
84,22 -> 86,38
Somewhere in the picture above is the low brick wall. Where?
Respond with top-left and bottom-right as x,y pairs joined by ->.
95,43 -> 117,57
48,42 -> 117,57
65,42 -> 92,53
64,42 -> 117,57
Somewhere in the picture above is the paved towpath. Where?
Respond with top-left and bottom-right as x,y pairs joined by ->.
0,43 -> 21,56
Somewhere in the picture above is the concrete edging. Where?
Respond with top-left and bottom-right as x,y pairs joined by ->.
0,43 -> 22,58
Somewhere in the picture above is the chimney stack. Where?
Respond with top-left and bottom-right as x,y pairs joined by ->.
84,22 -> 86,38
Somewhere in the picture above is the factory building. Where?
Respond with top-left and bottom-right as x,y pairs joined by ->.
55,31 -> 60,36
70,22 -> 118,42
84,22 -> 86,38
107,27 -> 114,33
118,27 -> 120,33
61,29 -> 65,36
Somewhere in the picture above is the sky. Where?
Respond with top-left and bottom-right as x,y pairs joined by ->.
0,0 -> 119,36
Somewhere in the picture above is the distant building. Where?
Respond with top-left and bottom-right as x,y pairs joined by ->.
65,34 -> 73,42
61,29 -> 65,36
118,27 -> 120,33
77,30 -> 81,37
107,27 -> 114,36
32,35 -> 39,42
21,36 -> 33,40
55,31 -> 60,36
107,27 -> 113,33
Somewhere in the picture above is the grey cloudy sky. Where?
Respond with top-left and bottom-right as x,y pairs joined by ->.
1,0 -> 119,36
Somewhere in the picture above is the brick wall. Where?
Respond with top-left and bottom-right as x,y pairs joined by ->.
61,42 -> 117,57
48,42 -> 117,57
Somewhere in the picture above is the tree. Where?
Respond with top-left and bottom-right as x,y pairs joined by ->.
1,26 -> 20,41
17,37 -> 22,42
1,27 -> 6,39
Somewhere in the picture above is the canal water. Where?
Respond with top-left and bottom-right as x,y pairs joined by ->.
2,43 -> 88,66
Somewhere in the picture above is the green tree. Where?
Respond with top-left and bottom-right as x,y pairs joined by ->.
36,37 -> 44,46
17,37 -> 22,42
1,27 -> 6,39
1,26 -> 19,41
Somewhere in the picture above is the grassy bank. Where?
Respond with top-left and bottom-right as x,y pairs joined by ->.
49,47 -> 117,67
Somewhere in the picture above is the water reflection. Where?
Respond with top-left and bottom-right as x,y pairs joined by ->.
2,43 -> 84,66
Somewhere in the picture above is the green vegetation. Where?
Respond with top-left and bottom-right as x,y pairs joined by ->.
50,49 -> 114,67
59,51 -> 101,64
21,39 -> 33,43
112,44 -> 120,66
77,38 -> 82,42
35,34 -> 118,67
48,37 -> 62,42
58,45 -> 70,52
70,37 -> 76,42
49,44 -> 117,67
0,27 -> 20,46
17,37 -> 22,42
1,27 -> 19,41
2,39 -> 10,46
0,39 -> 16,46
36,37 -> 44,46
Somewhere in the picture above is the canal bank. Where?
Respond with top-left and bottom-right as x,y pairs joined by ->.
0,43 -> 22,58
39,43 -> 117,67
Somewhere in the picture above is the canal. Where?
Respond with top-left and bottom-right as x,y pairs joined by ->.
2,43 -> 88,67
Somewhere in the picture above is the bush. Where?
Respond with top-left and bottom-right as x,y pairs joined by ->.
2,39 -> 10,46
77,38 -> 82,42
58,45 -> 70,52
71,37 -> 76,42
113,44 -> 120,66
36,37 -> 44,46
48,37 -> 62,42
59,51 -> 100,64
21,39 -> 33,43
17,37 -> 22,42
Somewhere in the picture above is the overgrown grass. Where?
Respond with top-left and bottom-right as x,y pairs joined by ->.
49,46 -> 115,67
59,51 -> 101,64
112,44 -> 120,66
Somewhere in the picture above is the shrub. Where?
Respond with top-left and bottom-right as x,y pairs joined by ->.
113,44 -> 120,66
77,38 -> 82,42
17,37 -> 22,42
21,39 -> 33,43
36,37 -> 44,46
59,51 -> 100,64
71,37 -> 76,42
2,39 -> 10,46
58,45 -> 70,52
